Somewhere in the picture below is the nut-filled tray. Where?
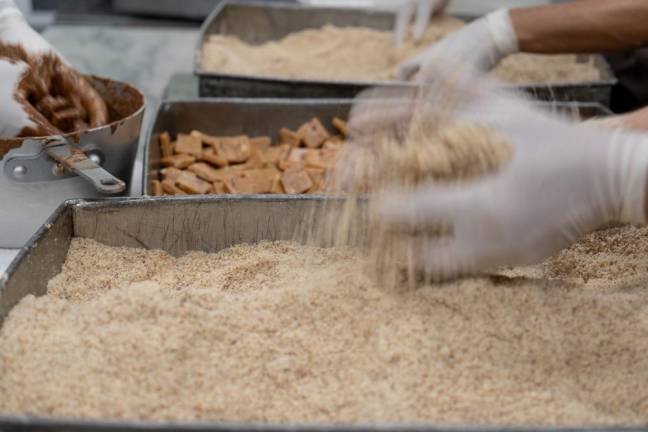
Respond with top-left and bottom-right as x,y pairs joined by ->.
195,1 -> 617,106
143,98 -> 611,196
0,196 -> 644,432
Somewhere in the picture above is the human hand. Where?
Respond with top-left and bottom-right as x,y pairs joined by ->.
0,3 -> 108,137
397,9 -> 518,81
0,56 -> 60,137
374,73 -> 648,280
392,0 -> 452,48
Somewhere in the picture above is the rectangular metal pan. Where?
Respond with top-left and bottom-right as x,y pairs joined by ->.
195,1 -> 617,106
143,98 -> 611,196
0,196 -> 644,432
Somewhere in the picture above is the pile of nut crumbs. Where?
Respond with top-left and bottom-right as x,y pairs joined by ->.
2,232 -> 648,425
201,19 -> 602,84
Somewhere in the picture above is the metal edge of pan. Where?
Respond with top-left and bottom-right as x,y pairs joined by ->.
0,414 -> 646,432
0,200 -> 76,291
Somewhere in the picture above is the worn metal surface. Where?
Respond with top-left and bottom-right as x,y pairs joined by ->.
0,196 -> 646,432
0,77 -> 145,248
0,202 -> 73,328
72,196 -> 348,255
195,1 -> 617,105
44,137 -> 127,194
143,98 -> 611,195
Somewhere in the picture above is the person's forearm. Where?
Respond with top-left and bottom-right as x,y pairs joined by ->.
511,0 -> 648,54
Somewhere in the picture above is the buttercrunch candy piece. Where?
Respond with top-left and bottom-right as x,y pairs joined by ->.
278,147 -> 309,172
264,144 -> 291,165
175,133 -> 203,157
278,159 -> 303,172
271,174 -> 284,194
161,154 -> 195,169
210,167 -> 240,183
304,150 -> 330,170
176,172 -> 211,195
227,169 -> 277,194
306,167 -> 326,185
151,180 -> 163,196
161,179 -> 185,195
279,128 -> 301,147
288,148 -> 310,162
250,136 -> 272,152
307,168 -> 328,194
191,130 -> 220,147
212,180 -> 227,194
51,107 -> 81,123
324,136 -> 344,150
37,96 -> 69,116
159,132 -> 173,158
201,148 -> 228,168
161,167 -> 183,182
297,118 -> 331,148
281,170 -> 313,194
217,136 -> 251,163
239,150 -> 267,170
332,117 -> 349,137
188,162 -> 223,183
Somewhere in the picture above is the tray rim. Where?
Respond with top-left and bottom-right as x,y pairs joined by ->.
193,0 -> 618,90
2,413 -> 647,432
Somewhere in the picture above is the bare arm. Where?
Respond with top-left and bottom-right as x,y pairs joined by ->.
512,0 -> 648,53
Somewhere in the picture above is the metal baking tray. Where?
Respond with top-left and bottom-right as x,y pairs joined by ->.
195,1 -> 617,106
0,196 -> 643,432
143,98 -> 611,196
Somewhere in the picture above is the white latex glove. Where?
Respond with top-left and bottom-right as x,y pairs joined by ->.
0,0 -> 108,138
0,0 -> 58,137
296,0 -> 450,47
0,57 -> 60,137
374,76 -> 648,280
397,8 -> 519,81
393,0 -> 451,48
0,0 -> 54,55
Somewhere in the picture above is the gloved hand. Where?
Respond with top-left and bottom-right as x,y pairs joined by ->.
397,8 -> 519,81
0,57 -> 60,137
374,74 -> 648,280
0,0 -> 108,138
393,0 -> 451,48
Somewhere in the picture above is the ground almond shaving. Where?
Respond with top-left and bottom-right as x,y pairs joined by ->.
201,20 -> 601,84
2,236 -> 648,425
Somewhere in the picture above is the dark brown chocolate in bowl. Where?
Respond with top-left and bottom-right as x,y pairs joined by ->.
0,76 -> 146,160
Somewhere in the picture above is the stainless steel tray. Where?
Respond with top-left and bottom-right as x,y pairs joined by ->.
143,98 -> 611,196
0,196 -> 643,432
195,1 -> 617,106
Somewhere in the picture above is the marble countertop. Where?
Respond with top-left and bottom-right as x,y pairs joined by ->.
1,24 -> 200,273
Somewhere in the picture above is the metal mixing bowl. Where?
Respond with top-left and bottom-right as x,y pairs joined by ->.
0,76 -> 145,248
